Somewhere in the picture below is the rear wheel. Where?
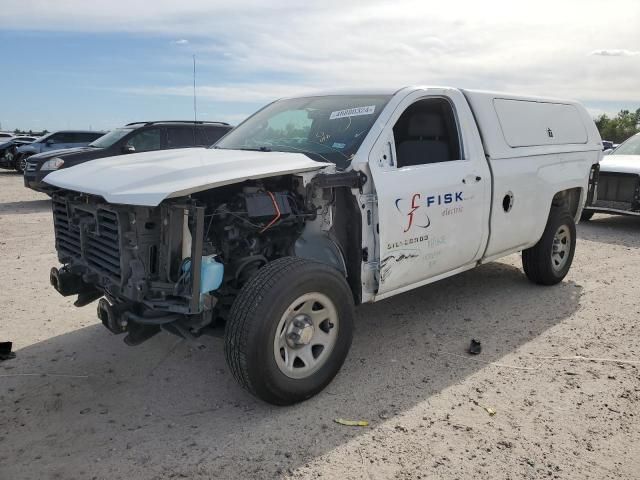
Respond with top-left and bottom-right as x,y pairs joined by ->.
224,257 -> 354,405
522,207 -> 576,285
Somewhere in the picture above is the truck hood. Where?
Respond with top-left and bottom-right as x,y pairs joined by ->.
44,147 -> 331,206
599,155 -> 640,175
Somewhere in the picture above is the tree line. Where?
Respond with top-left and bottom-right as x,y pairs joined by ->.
594,109 -> 640,144
13,128 -> 49,136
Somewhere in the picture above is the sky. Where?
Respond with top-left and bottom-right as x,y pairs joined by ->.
1,0 -> 639,132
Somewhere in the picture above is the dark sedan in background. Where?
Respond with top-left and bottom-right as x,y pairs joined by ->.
24,120 -> 232,193
0,135 -> 38,171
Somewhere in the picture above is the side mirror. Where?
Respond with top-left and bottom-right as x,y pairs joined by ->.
45,139 -> 55,145
122,145 -> 136,153
603,149 -> 612,155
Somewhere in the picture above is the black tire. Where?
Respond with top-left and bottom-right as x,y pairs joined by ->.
14,153 -> 27,173
224,256 -> 354,405
580,210 -> 594,221
522,207 -> 576,285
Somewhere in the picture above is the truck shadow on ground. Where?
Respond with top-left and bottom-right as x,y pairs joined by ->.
1,260 -> 583,478
0,199 -> 51,215
577,213 -> 640,249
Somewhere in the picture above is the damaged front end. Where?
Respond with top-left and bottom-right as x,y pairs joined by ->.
50,192 -> 215,344
49,172 -> 362,346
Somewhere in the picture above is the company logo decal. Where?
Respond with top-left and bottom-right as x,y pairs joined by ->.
395,193 -> 431,233
395,191 -> 466,231
425,192 -> 464,207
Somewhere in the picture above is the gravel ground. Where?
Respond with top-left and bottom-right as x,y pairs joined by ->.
0,170 -> 639,480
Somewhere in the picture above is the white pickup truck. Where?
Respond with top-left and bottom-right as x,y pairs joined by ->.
44,87 -> 602,404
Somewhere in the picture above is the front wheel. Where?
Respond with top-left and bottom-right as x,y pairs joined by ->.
15,153 -> 28,173
522,207 -> 576,285
224,257 -> 354,405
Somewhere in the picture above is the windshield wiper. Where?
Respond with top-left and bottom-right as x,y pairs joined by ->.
264,143 -> 334,164
232,146 -> 273,152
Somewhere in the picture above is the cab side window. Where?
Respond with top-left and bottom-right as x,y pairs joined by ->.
393,98 -> 462,168
68,132 -> 88,143
197,126 -> 228,146
45,134 -> 64,144
167,127 -> 196,149
80,132 -> 103,142
126,128 -> 161,152
51,132 -> 75,144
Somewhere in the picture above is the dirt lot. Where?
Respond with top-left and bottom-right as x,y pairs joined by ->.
0,170 -> 639,480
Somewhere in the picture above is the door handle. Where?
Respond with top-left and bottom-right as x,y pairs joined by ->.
386,141 -> 395,167
462,175 -> 482,184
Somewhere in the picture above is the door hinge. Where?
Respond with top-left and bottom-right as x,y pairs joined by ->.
363,260 -> 379,293
360,194 -> 377,206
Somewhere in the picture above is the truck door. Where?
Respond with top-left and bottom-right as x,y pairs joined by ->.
369,89 -> 491,296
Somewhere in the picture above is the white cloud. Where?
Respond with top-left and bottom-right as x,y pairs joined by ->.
4,0 -> 640,106
173,39 -> 189,45
589,49 -> 639,57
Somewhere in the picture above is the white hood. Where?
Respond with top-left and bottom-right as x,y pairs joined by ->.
599,154 -> 640,175
44,148 -> 330,206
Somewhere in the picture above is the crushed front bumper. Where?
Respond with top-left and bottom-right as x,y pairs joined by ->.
50,192 -> 210,335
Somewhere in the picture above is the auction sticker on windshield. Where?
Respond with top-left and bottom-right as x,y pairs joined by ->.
329,106 -> 376,120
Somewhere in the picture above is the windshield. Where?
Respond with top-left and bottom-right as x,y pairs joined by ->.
31,133 -> 50,143
611,134 -> 640,156
89,128 -> 132,148
215,95 -> 391,168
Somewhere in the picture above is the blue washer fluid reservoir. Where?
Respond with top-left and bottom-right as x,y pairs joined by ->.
183,256 -> 224,294
200,255 -> 224,293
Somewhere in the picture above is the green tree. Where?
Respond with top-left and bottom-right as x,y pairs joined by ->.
595,109 -> 640,144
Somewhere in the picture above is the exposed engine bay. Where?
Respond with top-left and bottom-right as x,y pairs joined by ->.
49,172 -> 364,345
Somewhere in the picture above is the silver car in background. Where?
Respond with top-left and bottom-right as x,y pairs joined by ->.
14,130 -> 104,172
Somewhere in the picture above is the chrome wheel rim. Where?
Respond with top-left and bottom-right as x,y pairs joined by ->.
19,157 -> 27,172
551,225 -> 571,272
273,292 -> 339,379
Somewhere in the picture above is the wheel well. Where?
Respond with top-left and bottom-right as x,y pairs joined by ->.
552,187 -> 582,218
328,187 -> 362,305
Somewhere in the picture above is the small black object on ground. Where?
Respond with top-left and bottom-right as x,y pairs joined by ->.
468,339 -> 482,355
0,341 -> 16,361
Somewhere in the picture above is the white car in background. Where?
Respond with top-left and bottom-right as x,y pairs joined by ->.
582,132 -> 640,219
